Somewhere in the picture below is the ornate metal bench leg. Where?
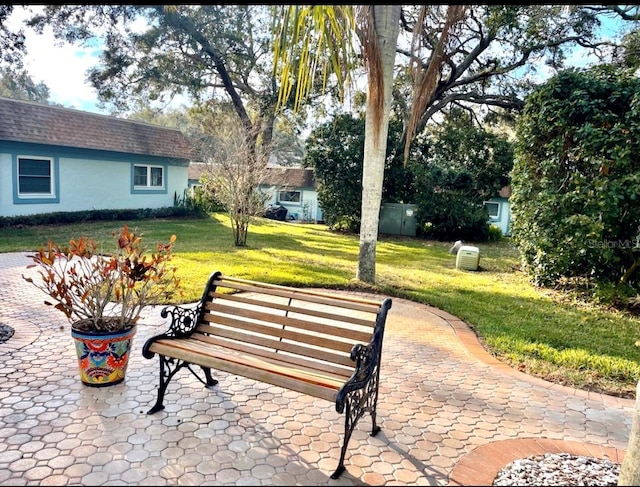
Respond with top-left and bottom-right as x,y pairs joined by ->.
332,407 -> 351,479
331,463 -> 346,480
369,373 -> 381,436
201,366 -> 219,388
332,390 -> 368,479
148,356 -> 184,414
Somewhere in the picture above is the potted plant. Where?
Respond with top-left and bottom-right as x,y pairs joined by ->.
23,224 -> 181,387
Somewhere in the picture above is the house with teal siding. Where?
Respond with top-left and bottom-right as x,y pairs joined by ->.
260,166 -> 322,222
484,185 -> 512,236
188,162 -> 323,223
0,97 -> 193,218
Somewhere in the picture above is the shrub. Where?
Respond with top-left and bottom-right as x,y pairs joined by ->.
511,65 -> 640,288
487,224 -> 503,242
0,207 -> 205,229
23,224 -> 181,333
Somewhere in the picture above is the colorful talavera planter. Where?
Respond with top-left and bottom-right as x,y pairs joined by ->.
71,325 -> 137,387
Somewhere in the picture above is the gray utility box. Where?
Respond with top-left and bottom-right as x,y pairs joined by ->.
379,203 -> 417,237
456,245 -> 480,271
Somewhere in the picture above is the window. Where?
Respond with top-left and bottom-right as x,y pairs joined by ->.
134,164 -> 164,189
484,201 -> 500,219
278,190 -> 301,203
18,156 -> 54,197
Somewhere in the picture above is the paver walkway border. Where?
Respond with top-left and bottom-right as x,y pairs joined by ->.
430,306 -> 632,485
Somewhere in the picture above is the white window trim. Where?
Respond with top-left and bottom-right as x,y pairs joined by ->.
17,155 -> 56,199
484,201 -> 501,220
277,189 -> 302,204
134,164 -> 165,189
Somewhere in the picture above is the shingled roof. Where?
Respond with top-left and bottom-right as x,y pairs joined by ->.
0,97 -> 193,161
189,163 -> 317,188
262,167 -> 316,187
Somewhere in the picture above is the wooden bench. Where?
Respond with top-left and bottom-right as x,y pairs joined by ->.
142,271 -> 392,479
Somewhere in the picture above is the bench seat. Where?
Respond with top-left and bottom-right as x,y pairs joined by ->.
143,271 -> 392,479
148,337 -> 345,401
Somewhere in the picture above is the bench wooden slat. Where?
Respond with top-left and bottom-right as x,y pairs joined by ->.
149,339 -> 345,387
156,336 -> 349,384
217,276 -> 383,306
213,278 -> 381,314
195,323 -> 356,368
191,332 -> 354,379
149,339 -> 342,402
209,292 -> 376,328
201,312 -> 357,354
204,301 -> 374,342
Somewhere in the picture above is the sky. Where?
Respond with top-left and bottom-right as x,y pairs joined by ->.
6,6 -> 111,114
5,6 -> 634,117
23,30 -> 107,114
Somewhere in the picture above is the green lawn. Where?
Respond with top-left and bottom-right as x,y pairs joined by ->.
3,212 -> 639,398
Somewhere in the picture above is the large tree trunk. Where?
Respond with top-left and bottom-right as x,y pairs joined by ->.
356,5 -> 401,284
619,380 -> 640,485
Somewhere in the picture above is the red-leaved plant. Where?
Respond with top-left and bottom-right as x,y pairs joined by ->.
23,224 -> 181,333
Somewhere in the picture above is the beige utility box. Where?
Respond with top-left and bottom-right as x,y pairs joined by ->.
456,245 -> 480,271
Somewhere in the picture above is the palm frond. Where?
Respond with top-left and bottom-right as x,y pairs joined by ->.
272,5 -> 356,113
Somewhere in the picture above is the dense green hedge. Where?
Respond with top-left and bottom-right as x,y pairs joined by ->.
0,206 -> 205,229
511,65 -> 640,289
305,111 -> 513,241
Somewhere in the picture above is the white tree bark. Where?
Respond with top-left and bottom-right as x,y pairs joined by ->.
619,380 -> 640,485
356,5 -> 401,284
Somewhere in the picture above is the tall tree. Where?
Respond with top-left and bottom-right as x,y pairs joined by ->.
0,67 -> 50,102
26,5 -> 289,246
0,5 -> 26,68
273,5 -> 466,283
273,5 -> 631,284
396,5 -> 631,139
355,5 -> 402,282
28,6 -> 277,149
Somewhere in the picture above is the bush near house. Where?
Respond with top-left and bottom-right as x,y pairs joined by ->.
0,206 -> 205,229
304,110 -> 513,241
410,109 -> 513,241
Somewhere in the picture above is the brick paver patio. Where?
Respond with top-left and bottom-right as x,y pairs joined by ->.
0,251 -> 634,485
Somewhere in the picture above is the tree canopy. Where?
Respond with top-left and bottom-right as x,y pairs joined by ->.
0,6 -> 26,68
392,6 -> 634,140
0,67 -> 50,102
12,5 -> 637,138
26,5 -> 288,159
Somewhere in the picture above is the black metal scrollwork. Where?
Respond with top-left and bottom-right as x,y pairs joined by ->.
332,340 -> 383,479
142,304 -> 202,360
161,304 -> 202,338
336,343 -> 377,412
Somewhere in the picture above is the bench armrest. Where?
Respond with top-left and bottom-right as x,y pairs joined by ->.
335,297 -> 391,413
335,343 -> 378,413
142,304 -> 202,359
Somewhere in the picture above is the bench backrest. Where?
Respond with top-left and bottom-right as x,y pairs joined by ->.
193,272 -> 391,383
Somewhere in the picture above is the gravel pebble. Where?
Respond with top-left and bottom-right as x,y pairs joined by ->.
0,323 -> 14,343
493,453 -> 620,486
